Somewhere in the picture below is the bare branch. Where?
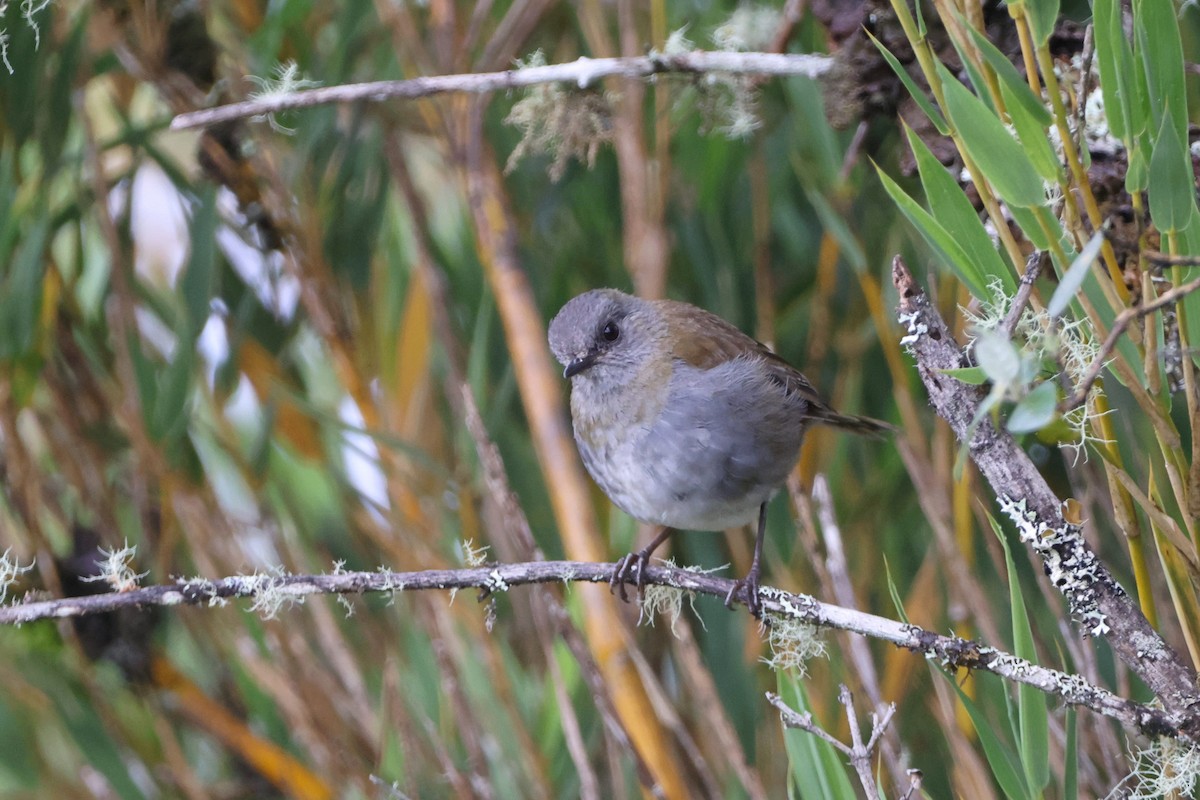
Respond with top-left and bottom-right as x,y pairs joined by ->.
893,254 -> 1200,731
1063,272 -> 1200,409
1001,251 -> 1046,339
767,686 -> 898,798
169,52 -> 832,131
5,558 -> 1195,740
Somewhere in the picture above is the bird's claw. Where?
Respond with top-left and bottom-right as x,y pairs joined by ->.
610,551 -> 649,603
725,571 -> 763,619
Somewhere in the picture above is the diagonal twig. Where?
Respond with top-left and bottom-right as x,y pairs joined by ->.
1062,272 -> 1200,409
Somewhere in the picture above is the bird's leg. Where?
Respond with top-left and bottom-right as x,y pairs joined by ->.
611,526 -> 674,602
726,502 -> 768,618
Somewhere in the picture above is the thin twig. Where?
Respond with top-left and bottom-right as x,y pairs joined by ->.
170,52 -> 832,131
767,686 -> 898,799
1001,251 -> 1045,339
1063,273 -> 1200,409
1143,250 -> 1200,268
812,476 -> 908,792
5,559 -> 1195,740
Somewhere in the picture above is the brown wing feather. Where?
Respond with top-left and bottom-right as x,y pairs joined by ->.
655,298 -> 895,437
655,299 -> 831,410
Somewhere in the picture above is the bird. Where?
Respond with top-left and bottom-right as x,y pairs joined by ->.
547,288 -> 891,617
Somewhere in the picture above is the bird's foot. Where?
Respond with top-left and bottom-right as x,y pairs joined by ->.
610,550 -> 650,603
725,568 -> 763,619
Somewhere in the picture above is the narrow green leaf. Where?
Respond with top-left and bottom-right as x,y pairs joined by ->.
1148,113 -> 1197,234
989,515 -> 1050,792
939,65 -> 1046,208
804,186 -> 867,272
905,124 -> 1016,292
962,23 -> 1051,127
1047,231 -> 1105,317
875,163 -> 991,297
1,218 -> 48,360
181,188 -> 219,337
999,81 -> 1063,184
866,30 -> 949,135
1008,381 -> 1059,435
1026,0 -> 1060,47
940,366 -> 990,384
1063,709 -> 1078,799
950,678 -> 1032,799
1092,0 -> 1129,140
1135,0 -> 1188,142
1126,141 -> 1149,193
151,346 -> 194,443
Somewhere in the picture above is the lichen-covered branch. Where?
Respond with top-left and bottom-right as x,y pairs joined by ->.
4,559 -> 1193,739
892,255 -> 1200,727
169,51 -> 831,131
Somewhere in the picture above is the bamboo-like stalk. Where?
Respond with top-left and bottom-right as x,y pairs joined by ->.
459,105 -> 689,798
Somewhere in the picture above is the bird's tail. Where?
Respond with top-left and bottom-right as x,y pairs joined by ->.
815,410 -> 895,438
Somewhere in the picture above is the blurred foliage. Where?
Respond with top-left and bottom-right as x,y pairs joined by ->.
3,0 -> 1200,797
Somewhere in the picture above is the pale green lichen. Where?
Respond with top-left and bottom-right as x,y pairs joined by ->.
504,51 -> 614,182
761,614 -> 827,675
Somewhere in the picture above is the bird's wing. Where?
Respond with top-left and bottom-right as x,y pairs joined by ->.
656,299 -> 832,411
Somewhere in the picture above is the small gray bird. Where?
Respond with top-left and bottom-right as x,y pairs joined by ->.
548,288 -> 890,617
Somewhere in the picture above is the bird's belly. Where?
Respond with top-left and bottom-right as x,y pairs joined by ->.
577,424 -> 776,532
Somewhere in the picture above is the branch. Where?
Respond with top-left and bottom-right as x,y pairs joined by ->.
893,255 -> 1200,729
6,559 -> 1194,740
1062,272 -> 1200,409
169,51 -> 832,131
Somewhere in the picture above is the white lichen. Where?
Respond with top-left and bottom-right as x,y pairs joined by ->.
460,539 -> 490,568
504,51 -> 614,182
247,61 -> 321,134
638,560 -> 708,635
761,614 -> 827,675
997,495 -> 1109,636
0,549 -> 34,604
82,543 -> 148,593
712,5 -> 781,52
1124,738 -> 1200,799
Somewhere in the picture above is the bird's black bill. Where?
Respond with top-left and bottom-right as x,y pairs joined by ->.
564,352 -> 598,378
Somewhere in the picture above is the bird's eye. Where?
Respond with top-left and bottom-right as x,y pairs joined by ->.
601,322 -> 620,342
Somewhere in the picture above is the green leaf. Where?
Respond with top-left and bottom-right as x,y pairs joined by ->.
1063,709 -> 1078,800
940,366 -> 990,385
989,515 -> 1050,792
804,186 -> 867,272
866,30 -> 948,135
1047,231 -> 1105,318
1135,0 -> 1188,143
1000,81 -> 1063,184
150,345 -> 195,443
0,217 -> 48,360
950,678 -> 1032,799
938,65 -> 1046,208
1148,113 -> 1197,234
180,188 -> 219,337
1026,0 -> 1060,47
975,330 -> 1021,385
905,124 -> 1015,292
1008,381 -> 1059,434
962,23 -> 1051,128
875,162 -> 992,298
1126,141 -> 1149,194
1092,0 -> 1130,140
